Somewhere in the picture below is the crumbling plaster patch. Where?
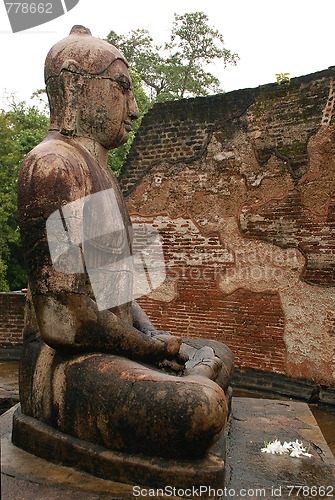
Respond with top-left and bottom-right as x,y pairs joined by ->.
213,216 -> 334,384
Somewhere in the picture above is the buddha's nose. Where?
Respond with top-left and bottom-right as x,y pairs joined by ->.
128,93 -> 139,121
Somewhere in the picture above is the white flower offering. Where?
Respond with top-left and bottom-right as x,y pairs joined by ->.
261,439 -> 312,458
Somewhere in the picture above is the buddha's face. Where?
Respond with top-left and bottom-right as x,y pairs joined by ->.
77,59 -> 139,150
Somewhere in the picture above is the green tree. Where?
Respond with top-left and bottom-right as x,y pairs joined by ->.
0,100 -> 48,291
106,11 -> 238,103
275,72 -> 291,85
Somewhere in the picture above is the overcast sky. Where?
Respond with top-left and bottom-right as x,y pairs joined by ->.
0,0 -> 334,109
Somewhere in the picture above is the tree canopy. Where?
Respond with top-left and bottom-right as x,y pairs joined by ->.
0,100 -> 48,290
106,11 -> 238,103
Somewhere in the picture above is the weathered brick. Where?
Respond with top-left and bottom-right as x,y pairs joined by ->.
0,293 -> 25,348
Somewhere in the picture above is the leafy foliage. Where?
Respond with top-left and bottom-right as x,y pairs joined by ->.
106,11 -> 239,103
276,73 -> 291,84
0,100 -> 48,290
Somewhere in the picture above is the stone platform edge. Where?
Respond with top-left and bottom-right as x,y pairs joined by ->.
2,398 -> 335,499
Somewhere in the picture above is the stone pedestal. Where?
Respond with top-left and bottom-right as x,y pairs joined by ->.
12,405 -> 227,490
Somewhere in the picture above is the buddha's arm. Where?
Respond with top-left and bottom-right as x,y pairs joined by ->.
131,301 -> 189,367
33,291 -> 181,363
132,300 -> 157,334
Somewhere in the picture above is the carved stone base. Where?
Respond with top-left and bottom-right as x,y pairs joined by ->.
12,406 -> 226,489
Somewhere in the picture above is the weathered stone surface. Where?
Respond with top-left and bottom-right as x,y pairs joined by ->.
12,405 -> 226,489
232,368 -> 322,402
226,398 -> 335,494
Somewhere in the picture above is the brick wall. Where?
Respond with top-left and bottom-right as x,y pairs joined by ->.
121,67 -> 335,387
0,292 -> 25,348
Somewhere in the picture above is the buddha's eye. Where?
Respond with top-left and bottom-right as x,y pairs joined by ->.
116,77 -> 131,93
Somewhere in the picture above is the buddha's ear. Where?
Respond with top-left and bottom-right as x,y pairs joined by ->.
59,60 -> 84,136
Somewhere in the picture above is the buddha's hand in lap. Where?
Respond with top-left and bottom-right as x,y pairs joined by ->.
152,333 -> 189,373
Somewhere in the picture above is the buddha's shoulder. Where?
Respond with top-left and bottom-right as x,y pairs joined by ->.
23,134 -> 89,169
18,135 -> 92,212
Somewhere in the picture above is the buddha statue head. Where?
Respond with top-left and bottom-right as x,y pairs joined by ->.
45,25 -> 139,149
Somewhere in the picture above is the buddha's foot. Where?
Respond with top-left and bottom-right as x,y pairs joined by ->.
184,346 -> 223,380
